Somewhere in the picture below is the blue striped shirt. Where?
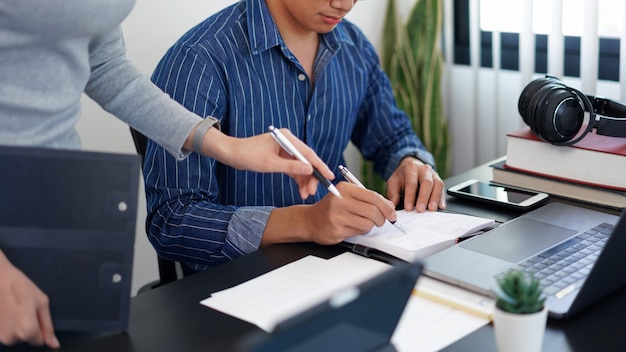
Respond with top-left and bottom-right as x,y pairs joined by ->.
144,0 -> 434,271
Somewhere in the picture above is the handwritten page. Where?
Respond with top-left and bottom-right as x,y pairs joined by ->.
345,210 -> 495,262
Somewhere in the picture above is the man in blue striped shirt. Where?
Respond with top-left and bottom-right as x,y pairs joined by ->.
144,0 -> 446,272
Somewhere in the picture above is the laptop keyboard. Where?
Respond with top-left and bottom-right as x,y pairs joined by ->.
510,222 -> 613,298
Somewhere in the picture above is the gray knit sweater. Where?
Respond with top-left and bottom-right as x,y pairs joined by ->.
0,0 -> 202,159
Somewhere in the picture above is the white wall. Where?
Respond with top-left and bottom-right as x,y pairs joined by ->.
76,0 -> 395,295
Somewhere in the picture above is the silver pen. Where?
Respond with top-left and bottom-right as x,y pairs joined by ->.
268,125 -> 342,198
338,165 -> 407,235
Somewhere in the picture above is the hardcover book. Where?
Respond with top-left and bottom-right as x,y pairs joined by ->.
491,160 -> 626,209
505,127 -> 626,190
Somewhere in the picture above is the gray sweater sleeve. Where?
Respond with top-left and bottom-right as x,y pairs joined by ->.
84,27 -> 202,160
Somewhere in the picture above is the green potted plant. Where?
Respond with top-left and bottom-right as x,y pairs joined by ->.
363,0 -> 451,193
493,270 -> 548,352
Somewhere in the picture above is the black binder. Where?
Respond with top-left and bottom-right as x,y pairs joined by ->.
0,146 -> 140,332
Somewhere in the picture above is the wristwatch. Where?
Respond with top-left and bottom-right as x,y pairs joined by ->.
401,152 -> 433,168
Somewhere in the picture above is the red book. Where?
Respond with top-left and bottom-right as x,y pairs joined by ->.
505,127 -> 626,191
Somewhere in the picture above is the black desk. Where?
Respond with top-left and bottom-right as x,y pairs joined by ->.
15,160 -> 626,351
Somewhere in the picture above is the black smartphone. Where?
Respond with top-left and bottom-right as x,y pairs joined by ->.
447,179 -> 549,210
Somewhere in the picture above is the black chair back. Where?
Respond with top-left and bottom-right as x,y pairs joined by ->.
129,127 -> 183,287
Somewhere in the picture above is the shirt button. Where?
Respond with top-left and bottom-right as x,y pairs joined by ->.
297,74 -> 306,81
307,114 -> 312,121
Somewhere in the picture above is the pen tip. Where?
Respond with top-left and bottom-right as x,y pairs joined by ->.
394,222 -> 407,235
328,184 -> 342,199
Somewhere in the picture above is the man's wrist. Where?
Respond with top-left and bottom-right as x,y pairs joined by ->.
263,205 -> 313,245
401,152 -> 428,166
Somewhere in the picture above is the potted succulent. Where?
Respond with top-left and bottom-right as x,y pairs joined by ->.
492,270 -> 548,352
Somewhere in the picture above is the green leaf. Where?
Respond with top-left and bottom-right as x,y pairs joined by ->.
365,0 -> 451,189
494,270 -> 545,314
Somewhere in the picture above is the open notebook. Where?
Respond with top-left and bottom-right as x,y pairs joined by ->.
343,210 -> 495,262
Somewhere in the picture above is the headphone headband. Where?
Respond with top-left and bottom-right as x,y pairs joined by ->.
588,96 -> 626,118
518,76 -> 626,145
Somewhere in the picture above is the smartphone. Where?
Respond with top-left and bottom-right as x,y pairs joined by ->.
447,179 -> 549,210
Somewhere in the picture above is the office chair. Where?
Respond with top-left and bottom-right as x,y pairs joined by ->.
130,127 -> 184,290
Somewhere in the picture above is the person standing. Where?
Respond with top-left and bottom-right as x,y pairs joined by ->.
0,1 -> 334,347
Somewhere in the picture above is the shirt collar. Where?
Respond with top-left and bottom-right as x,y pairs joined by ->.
246,0 -> 355,55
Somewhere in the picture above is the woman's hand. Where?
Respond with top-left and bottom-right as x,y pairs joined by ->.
200,127 -> 335,199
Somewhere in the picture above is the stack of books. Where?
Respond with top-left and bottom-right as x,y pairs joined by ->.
491,127 -> 626,209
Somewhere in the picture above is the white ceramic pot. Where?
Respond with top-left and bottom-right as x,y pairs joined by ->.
493,305 -> 548,352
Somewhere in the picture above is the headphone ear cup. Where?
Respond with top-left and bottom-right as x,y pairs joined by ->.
518,77 -> 562,128
533,88 -> 585,144
518,78 -> 550,127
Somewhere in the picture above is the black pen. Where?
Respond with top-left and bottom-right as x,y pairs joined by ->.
338,165 -> 407,234
268,125 -> 342,198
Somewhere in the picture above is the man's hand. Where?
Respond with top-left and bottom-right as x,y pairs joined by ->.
0,252 -> 59,349
386,157 -> 446,212
262,182 -> 398,246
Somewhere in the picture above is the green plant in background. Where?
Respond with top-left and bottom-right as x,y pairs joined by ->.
362,0 -> 451,193
495,270 -> 546,314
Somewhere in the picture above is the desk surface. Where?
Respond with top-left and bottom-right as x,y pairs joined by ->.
14,159 -> 626,351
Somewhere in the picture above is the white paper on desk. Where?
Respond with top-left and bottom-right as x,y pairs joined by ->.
392,294 -> 489,352
200,252 -> 391,332
391,276 -> 494,351
415,276 -> 495,320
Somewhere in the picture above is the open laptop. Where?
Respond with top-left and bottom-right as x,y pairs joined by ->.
424,202 -> 626,318
0,146 -> 140,331
239,260 -> 422,352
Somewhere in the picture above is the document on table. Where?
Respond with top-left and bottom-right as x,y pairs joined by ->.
200,252 -> 492,351
392,276 -> 494,352
200,252 -> 391,332
392,294 -> 490,352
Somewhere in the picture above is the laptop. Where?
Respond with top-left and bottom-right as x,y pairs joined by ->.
239,260 -> 422,352
424,202 -> 626,318
0,146 -> 140,331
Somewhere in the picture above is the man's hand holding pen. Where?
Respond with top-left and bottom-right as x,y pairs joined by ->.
296,181 -> 399,245
340,165 -> 407,234
261,180 -> 399,247
265,125 -> 445,247
265,125 -> 399,246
